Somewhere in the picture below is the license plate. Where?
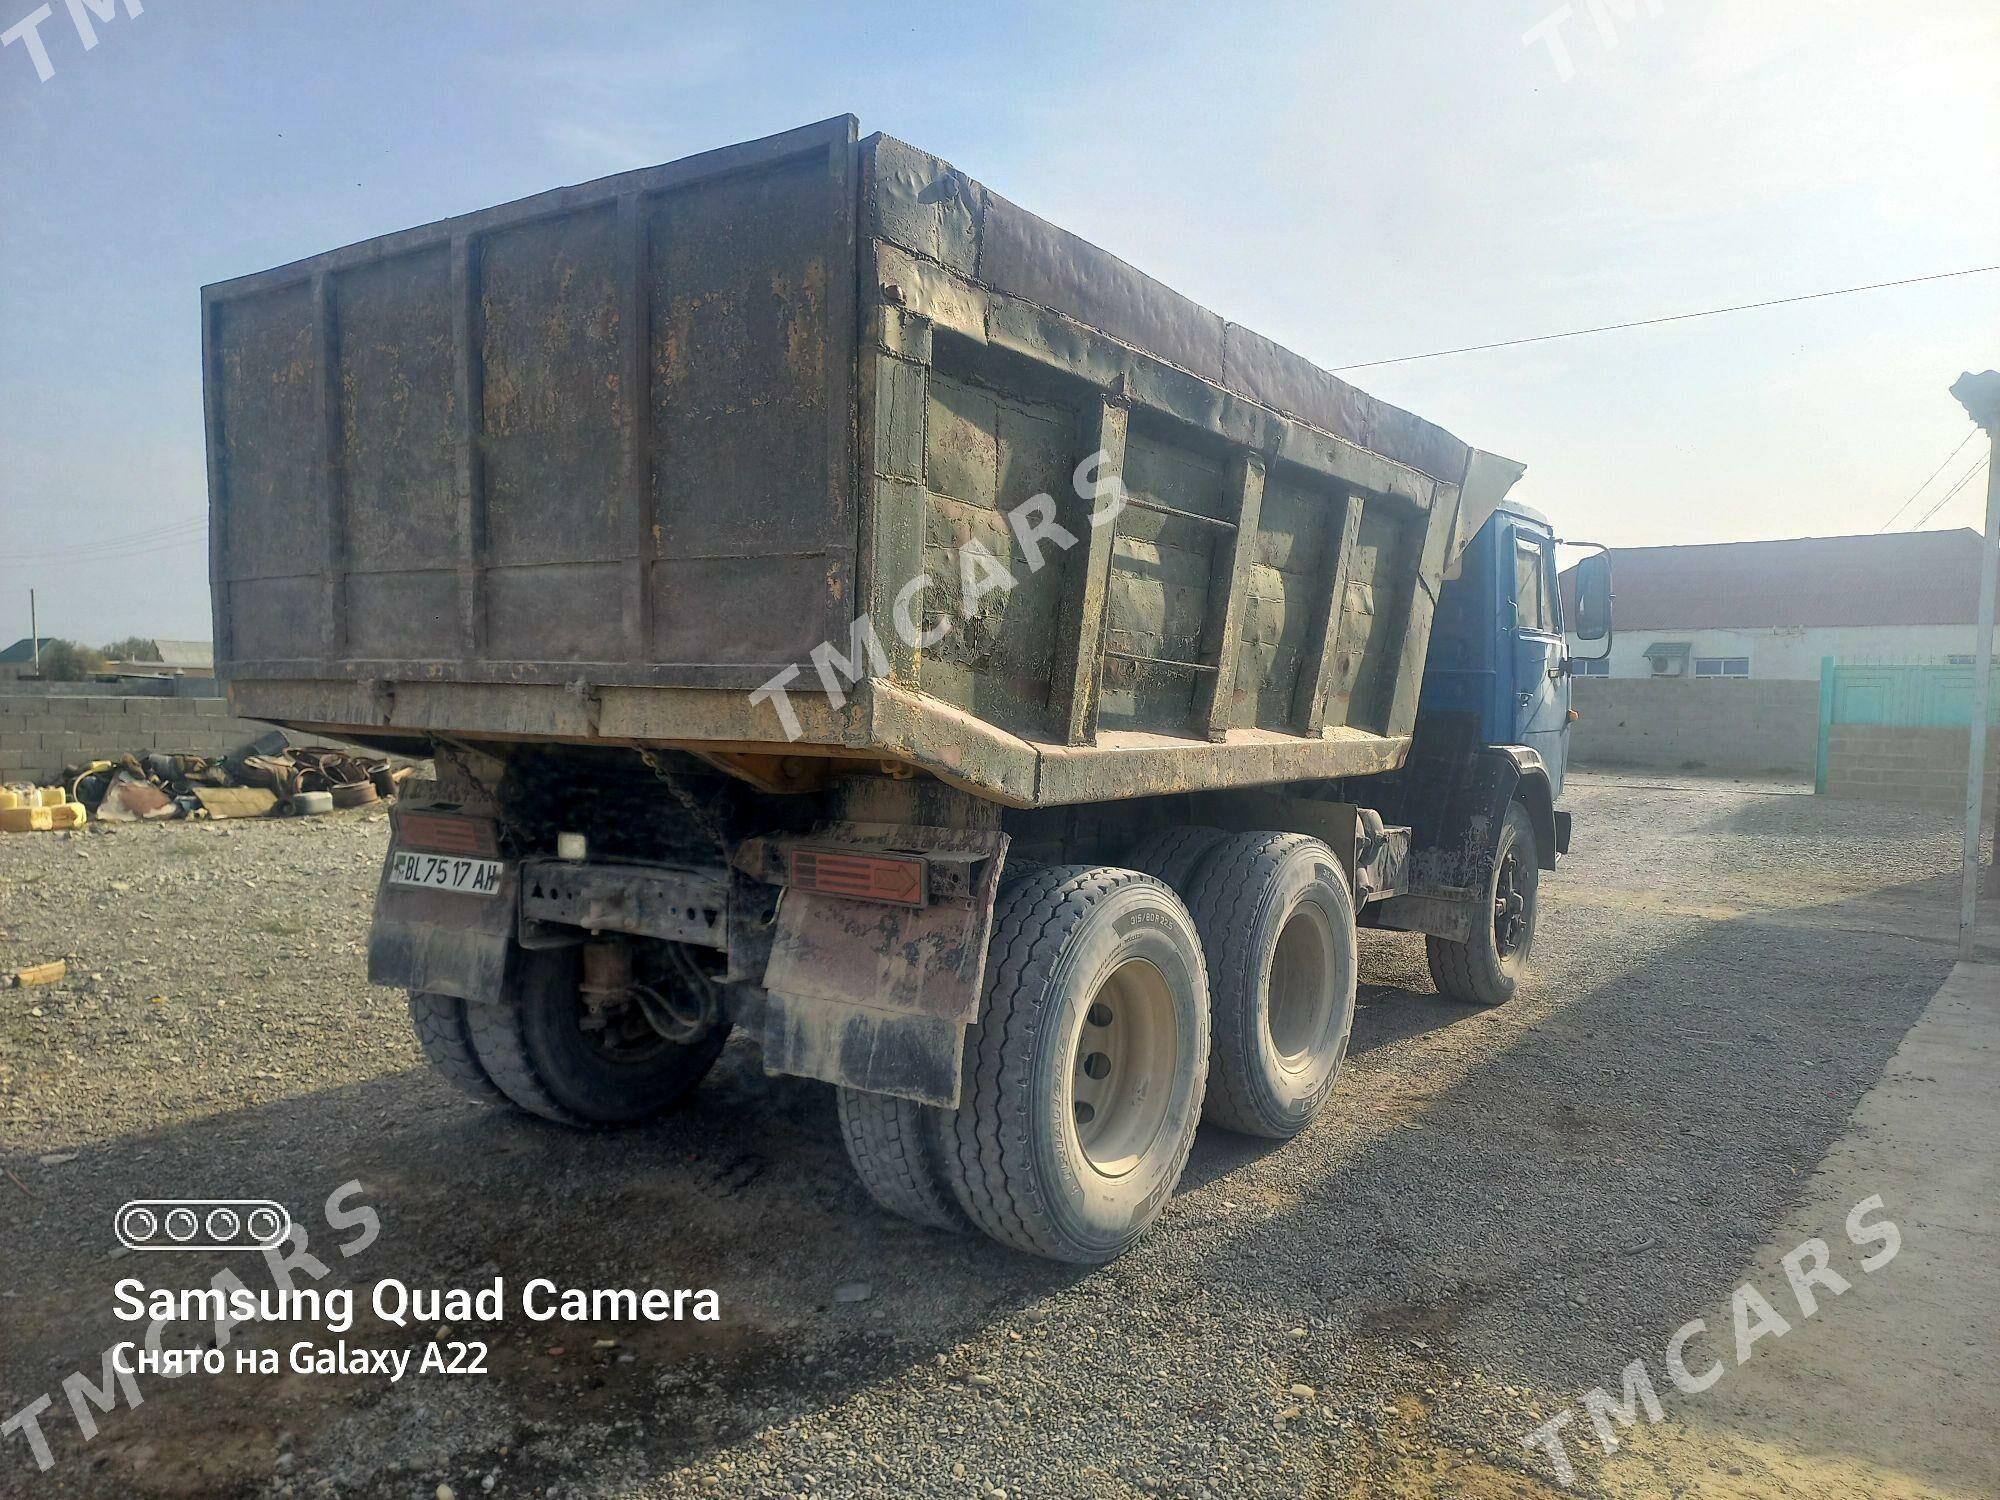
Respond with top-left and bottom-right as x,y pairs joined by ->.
387,849 -> 505,896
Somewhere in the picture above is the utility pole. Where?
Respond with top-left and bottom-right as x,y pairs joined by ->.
29,588 -> 37,672
1951,371 -> 2000,959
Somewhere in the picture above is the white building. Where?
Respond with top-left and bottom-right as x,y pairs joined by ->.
1561,528 -> 1992,681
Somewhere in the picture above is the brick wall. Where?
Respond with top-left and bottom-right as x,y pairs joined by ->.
0,695 -> 275,783
1570,677 -> 1820,775
1822,724 -> 1998,810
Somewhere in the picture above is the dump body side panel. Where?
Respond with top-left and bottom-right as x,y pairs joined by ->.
853,133 -> 1477,770
211,119 -> 1521,808
204,116 -> 859,693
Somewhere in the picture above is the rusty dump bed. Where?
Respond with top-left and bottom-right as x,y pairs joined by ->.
206,115 -> 1523,808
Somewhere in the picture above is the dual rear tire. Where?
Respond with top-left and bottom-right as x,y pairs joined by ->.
409,945 -> 728,1128
843,866 -> 1212,1264
409,833 -> 1358,1264
1182,833 -> 1357,1139
842,839 -> 1359,1261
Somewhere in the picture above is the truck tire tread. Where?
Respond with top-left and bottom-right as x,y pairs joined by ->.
407,992 -> 507,1106
836,1087 -> 968,1233
1426,800 -> 1539,1007
945,866 -> 1107,1253
1184,832 -> 1353,1137
463,990 -> 592,1127
1123,825 -> 1228,893
941,865 -> 1209,1262
1424,931 -> 1486,1003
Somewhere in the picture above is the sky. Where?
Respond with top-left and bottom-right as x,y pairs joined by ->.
1,0 -> 1996,646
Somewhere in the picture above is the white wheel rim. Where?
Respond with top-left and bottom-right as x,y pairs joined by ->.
1068,958 -> 1180,1179
1267,900 -> 1338,1073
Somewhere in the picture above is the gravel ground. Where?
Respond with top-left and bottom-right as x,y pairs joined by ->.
0,772 -> 1964,1499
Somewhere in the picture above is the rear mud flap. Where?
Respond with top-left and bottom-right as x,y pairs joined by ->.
761,997 -> 965,1108
745,825 -> 1008,1107
366,868 -> 519,1004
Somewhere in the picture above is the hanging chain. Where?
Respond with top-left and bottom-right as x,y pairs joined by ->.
429,738 -> 491,800
637,748 -> 730,855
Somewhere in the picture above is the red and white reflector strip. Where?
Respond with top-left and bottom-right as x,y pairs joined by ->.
394,811 -> 498,857
786,848 -> 928,907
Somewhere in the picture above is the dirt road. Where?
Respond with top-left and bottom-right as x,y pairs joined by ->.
0,774 -> 1970,1498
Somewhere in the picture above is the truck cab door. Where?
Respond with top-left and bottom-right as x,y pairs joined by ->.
1509,528 -> 1568,790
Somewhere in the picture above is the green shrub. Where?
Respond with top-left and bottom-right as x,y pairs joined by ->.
34,639 -> 105,681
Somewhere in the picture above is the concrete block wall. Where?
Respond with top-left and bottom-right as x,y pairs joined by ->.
0,677 -> 222,699
0,695 -> 274,783
1570,678 -> 1820,775
1822,724 -> 1999,810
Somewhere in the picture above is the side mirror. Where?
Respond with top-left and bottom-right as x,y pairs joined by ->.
1573,551 -> 1613,642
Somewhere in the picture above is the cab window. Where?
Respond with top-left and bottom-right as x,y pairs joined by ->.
1513,537 -> 1556,634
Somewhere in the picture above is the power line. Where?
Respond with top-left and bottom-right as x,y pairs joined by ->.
4,262 -> 1989,564
1879,429 -> 1981,531
2,519 -> 205,564
6,518 -> 205,558
1330,263 -> 2000,373
1909,456 -> 1991,531
0,530 -> 206,570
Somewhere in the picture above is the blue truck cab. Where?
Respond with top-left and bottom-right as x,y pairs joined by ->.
1356,502 -> 1611,1004
1424,499 -> 1575,791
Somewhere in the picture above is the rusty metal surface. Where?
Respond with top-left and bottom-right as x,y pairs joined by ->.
210,118 -> 1523,811
517,857 -> 728,950
754,824 -> 1006,1022
205,116 -> 859,692
735,820 -> 997,901
753,823 -> 1007,1103
761,884 -> 993,1025
867,132 -> 1475,490
847,129 -> 1512,786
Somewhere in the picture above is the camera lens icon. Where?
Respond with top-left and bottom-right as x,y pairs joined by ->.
205,1207 -> 241,1241
119,1205 -> 158,1243
164,1208 -> 200,1241
247,1207 -> 284,1244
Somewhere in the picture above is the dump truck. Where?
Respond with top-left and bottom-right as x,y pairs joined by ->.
203,116 -> 1613,1263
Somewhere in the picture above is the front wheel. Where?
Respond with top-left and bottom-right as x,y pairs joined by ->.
1427,801 -> 1540,1007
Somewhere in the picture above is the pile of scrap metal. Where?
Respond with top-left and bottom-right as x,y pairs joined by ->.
65,730 -> 415,822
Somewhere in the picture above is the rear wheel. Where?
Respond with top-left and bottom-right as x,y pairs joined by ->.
1184,833 -> 1357,1138
941,866 -> 1209,1264
457,946 -> 730,1127
1123,825 -> 1229,893
1427,800 -> 1540,1007
408,992 -> 507,1105
836,1087 -> 968,1233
